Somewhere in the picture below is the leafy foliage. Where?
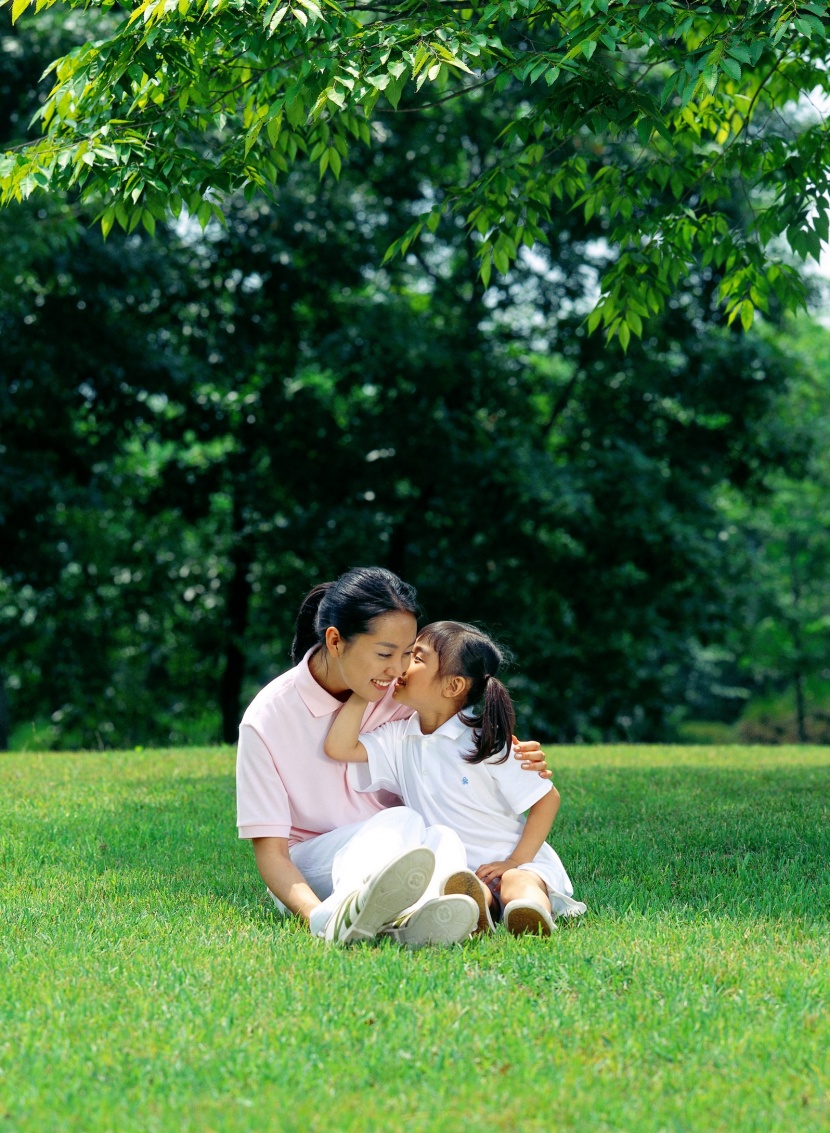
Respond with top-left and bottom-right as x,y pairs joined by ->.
3,10 -> 830,749
3,1 -> 830,339
724,319 -> 830,741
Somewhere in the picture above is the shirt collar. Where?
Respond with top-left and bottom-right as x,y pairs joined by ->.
405,712 -> 469,740
294,647 -> 347,718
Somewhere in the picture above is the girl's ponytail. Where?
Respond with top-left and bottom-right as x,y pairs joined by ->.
470,674 -> 516,765
291,582 -> 333,663
417,620 -> 515,764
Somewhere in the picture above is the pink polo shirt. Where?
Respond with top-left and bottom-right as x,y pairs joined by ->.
236,648 -> 413,845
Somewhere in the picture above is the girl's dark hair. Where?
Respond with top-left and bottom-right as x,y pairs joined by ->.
418,621 -> 515,764
291,567 -> 419,664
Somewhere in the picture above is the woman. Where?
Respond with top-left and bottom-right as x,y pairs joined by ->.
236,566 -> 551,945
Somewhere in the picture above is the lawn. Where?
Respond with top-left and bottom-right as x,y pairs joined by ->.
1,745 -> 828,1132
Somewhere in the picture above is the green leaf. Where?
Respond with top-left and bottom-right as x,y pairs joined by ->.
720,56 -> 741,81
492,246 -> 510,274
267,5 -> 289,32
725,43 -> 751,64
266,111 -> 283,147
385,74 -> 408,110
740,299 -> 754,332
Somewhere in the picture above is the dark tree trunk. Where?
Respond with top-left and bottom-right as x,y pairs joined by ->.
0,673 -> 8,751
220,497 -> 252,744
387,519 -> 409,582
793,665 -> 807,744
386,483 -> 436,587
788,532 -> 807,743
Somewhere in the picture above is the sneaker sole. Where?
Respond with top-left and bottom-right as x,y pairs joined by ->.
441,869 -> 495,934
386,896 -> 478,947
337,847 -> 435,944
503,901 -> 556,937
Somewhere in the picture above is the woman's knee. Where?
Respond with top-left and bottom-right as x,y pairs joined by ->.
356,806 -> 428,846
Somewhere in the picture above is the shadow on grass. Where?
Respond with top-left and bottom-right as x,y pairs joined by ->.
13,764 -> 830,922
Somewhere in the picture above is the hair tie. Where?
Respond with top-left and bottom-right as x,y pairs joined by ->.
484,673 -> 492,684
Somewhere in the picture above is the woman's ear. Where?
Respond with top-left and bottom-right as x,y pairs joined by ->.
324,626 -> 343,655
442,675 -> 471,701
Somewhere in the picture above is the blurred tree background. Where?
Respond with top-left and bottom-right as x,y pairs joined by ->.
2,10 -> 829,750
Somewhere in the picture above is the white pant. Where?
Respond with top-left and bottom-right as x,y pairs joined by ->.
278,807 -> 467,936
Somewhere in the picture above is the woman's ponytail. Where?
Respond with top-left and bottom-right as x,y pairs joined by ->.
290,567 -> 418,665
291,582 -> 333,664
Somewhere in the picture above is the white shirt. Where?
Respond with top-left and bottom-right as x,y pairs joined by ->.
356,712 -> 552,871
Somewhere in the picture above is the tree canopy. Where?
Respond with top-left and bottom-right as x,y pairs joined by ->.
2,1 -> 830,341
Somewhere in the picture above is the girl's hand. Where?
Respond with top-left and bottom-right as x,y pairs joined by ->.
476,859 -> 518,884
512,735 -> 552,779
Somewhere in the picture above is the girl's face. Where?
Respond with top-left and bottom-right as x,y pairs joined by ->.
392,638 -> 447,712
328,611 -> 418,701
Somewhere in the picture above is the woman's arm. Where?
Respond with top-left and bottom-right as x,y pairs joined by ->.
252,836 -> 321,920
475,786 -> 561,884
323,692 -> 370,762
512,736 -> 552,779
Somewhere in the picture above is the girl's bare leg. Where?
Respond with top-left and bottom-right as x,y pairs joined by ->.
498,868 -> 551,913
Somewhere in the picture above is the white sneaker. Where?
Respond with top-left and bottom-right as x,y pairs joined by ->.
440,868 -> 496,934
324,848 -> 435,945
381,895 -> 479,947
503,900 -> 557,937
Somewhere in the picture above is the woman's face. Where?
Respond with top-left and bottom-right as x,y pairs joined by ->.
328,611 -> 418,700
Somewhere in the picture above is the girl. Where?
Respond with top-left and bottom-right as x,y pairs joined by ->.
236,568 -> 553,945
324,620 -> 586,936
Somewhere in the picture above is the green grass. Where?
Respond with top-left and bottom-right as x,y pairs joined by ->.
2,745 -> 829,1132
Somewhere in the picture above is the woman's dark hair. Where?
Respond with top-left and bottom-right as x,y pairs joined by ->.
291,567 -> 419,664
418,621 -> 515,765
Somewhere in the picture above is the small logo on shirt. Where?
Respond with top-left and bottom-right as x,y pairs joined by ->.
461,776 -> 469,785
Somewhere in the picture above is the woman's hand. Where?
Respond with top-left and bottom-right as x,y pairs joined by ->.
512,735 -> 552,779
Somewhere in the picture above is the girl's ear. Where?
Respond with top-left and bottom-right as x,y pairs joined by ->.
324,626 -> 343,655
442,675 -> 471,701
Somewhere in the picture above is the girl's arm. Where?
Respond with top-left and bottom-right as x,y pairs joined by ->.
324,692 -> 370,763
476,786 -> 561,884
